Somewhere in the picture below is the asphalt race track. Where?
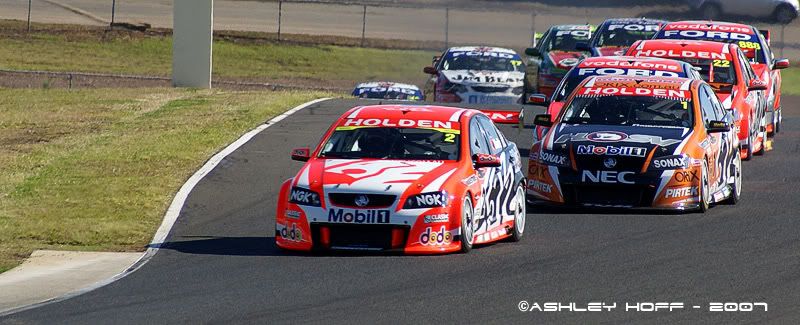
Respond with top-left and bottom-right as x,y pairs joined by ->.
3,98 -> 800,324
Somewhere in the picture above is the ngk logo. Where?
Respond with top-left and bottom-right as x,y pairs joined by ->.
417,193 -> 446,206
419,226 -> 453,246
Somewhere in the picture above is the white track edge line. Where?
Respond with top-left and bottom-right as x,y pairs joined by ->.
0,97 -> 333,317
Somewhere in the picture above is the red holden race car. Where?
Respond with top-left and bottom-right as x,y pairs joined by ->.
578,18 -> 666,57
654,20 -> 791,138
528,76 -> 741,212
529,56 -> 702,141
627,39 -> 769,160
275,105 -> 526,254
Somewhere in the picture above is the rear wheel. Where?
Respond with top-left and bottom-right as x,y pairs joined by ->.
509,184 -> 526,242
699,162 -> 710,213
743,130 -> 754,161
459,196 -> 474,253
755,120 -> 767,156
724,153 -> 742,205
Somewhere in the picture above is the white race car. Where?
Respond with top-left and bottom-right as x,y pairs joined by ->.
688,0 -> 799,23
423,46 -> 525,105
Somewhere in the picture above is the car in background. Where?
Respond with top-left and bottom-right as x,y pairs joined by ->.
352,82 -> 424,101
577,18 -> 667,57
687,0 -> 799,24
423,46 -> 525,105
527,76 -> 741,212
528,56 -> 702,142
276,105 -> 526,254
654,20 -> 790,138
628,39 -> 770,160
524,24 -> 595,99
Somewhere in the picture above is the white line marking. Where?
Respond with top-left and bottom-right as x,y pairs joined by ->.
0,97 -> 333,317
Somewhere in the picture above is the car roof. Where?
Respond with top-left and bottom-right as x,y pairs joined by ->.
446,46 -> 517,54
663,20 -> 756,35
340,105 -> 471,128
631,40 -> 735,59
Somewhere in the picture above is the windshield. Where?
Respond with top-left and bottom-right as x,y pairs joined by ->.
679,58 -> 737,86
320,127 -> 460,160
354,88 -> 421,100
441,51 -> 523,72
596,26 -> 659,47
544,30 -> 591,52
562,95 -> 693,128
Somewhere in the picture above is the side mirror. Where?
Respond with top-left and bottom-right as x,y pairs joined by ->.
773,58 -> 790,70
525,47 -> 541,57
423,66 -> 437,75
533,114 -> 553,127
707,120 -> 731,133
432,55 -> 441,65
748,79 -> 768,91
528,94 -> 549,106
291,147 -> 311,162
575,42 -> 591,52
473,153 -> 502,168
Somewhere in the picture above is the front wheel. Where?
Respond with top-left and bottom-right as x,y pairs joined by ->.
509,184 -> 526,242
724,153 -> 742,205
698,161 -> 711,213
459,196 -> 474,253
742,131 -> 754,161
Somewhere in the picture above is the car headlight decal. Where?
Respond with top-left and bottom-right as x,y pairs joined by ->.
403,191 -> 449,209
289,187 -> 322,207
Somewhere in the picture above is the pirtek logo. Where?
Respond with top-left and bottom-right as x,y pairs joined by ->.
581,170 -> 635,184
328,209 -> 390,224
665,187 -> 698,198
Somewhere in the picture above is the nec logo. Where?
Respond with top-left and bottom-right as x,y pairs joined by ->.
581,170 -> 635,184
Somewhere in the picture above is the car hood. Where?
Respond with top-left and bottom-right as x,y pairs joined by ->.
546,51 -> 588,70
295,159 -> 460,198
440,70 -> 524,87
543,124 -> 692,171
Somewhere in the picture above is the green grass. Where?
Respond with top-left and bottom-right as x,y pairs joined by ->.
0,22 -> 436,88
0,88 -> 334,272
781,67 -> 800,96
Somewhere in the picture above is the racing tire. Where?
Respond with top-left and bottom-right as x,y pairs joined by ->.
699,161 -> 711,213
724,153 -> 742,205
774,4 -> 798,24
742,132 -> 754,161
700,2 -> 722,20
459,196 -> 474,253
755,123 -> 767,156
509,184 -> 526,242
775,109 -> 782,134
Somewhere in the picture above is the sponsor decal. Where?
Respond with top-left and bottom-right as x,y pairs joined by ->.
673,170 -> 698,183
661,30 -> 751,41
415,192 -> 448,207
419,226 -> 453,246
537,151 -> 568,166
608,24 -> 660,32
528,164 -> 547,179
423,214 -> 449,223
555,30 -> 591,38
581,60 -> 681,71
451,50 -> 517,59
577,145 -> 647,157
449,74 -> 523,83
633,49 -> 729,60
354,194 -> 370,207
577,68 -> 680,77
342,118 -> 453,129
556,132 -> 682,146
356,86 -> 419,96
289,187 -> 321,206
528,179 -> 553,193
581,87 -> 690,98
559,58 -> 581,67
665,186 -> 698,198
666,24 -> 752,33
328,209 -> 390,224
652,155 -> 690,169
461,174 -> 478,186
279,223 -> 303,242
603,158 -> 617,168
285,210 -> 302,219
581,170 -> 635,184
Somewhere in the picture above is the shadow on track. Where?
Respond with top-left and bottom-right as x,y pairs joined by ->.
159,236 -> 415,257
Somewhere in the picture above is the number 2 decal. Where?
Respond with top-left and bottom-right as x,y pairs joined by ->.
444,133 -> 456,143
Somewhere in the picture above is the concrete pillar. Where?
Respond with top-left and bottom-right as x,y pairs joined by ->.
172,0 -> 213,88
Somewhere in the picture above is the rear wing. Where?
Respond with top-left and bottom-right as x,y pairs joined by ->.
476,108 -> 524,126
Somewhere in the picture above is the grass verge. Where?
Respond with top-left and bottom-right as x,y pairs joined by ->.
781,67 -> 800,96
0,20 -> 436,89
0,88 -> 334,272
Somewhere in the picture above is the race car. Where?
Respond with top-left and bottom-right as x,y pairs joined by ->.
577,18 -> 667,57
627,39 -> 769,160
352,82 -> 424,101
528,56 -> 701,142
654,20 -> 790,138
524,24 -> 595,99
423,46 -> 525,105
687,0 -> 798,24
528,76 -> 742,212
276,105 -> 526,254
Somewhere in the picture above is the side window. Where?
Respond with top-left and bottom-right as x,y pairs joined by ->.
698,86 -> 716,127
737,49 -> 756,83
705,85 -> 726,121
469,118 -> 491,155
477,116 -> 504,155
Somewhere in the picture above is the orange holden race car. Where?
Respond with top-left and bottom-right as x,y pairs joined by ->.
276,105 -> 526,254
527,76 -> 742,212
653,20 -> 791,138
626,39 -> 769,160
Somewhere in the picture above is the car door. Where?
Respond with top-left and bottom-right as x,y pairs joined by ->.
699,85 -> 724,191
470,116 -> 512,237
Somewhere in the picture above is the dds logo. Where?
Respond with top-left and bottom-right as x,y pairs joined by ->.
419,226 -> 452,246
